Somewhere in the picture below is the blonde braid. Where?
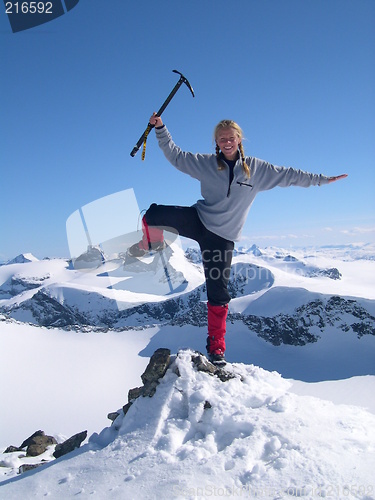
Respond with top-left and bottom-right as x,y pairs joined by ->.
216,143 -> 226,171
239,143 -> 250,178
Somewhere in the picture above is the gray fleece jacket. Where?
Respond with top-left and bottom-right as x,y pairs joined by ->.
155,125 -> 330,242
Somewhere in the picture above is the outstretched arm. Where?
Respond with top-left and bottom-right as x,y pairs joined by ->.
327,174 -> 348,183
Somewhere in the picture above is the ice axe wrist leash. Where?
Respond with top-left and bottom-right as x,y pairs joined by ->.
130,70 -> 195,160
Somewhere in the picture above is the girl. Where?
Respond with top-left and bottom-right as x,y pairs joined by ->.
129,113 -> 347,365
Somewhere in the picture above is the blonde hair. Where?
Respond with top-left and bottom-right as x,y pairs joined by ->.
214,120 -> 250,178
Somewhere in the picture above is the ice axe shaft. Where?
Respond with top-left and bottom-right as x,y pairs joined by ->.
130,70 -> 194,158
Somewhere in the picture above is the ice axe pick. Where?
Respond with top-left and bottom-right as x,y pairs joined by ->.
130,70 -> 195,159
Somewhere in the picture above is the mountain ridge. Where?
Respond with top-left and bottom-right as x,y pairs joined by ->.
1,246 -> 374,344
1,244 -> 374,382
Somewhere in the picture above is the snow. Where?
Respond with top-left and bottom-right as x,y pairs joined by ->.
289,376 -> 375,414
0,350 -> 374,499
0,243 -> 375,498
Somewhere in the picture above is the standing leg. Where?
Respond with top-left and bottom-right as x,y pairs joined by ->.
200,231 -> 234,365
206,302 -> 228,363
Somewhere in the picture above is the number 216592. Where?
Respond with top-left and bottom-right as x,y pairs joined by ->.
5,2 -> 53,14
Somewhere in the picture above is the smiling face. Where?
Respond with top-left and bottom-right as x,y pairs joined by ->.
215,126 -> 242,161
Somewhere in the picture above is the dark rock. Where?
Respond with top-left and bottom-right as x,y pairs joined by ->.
19,463 -> 45,474
142,381 -> 159,398
215,368 -> 237,382
26,435 -> 57,457
141,348 -> 171,397
107,412 -> 120,422
128,387 -> 143,401
123,348 -> 173,410
191,353 -> 216,375
53,430 -> 87,459
190,351 -> 236,382
19,431 -> 57,457
141,348 -> 171,383
122,402 -> 133,416
20,430 -> 45,449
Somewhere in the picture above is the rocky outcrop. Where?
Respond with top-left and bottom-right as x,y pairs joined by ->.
190,351 -> 236,382
109,349 -> 236,428
2,429 -> 87,476
21,430 -> 57,457
1,350 -> 251,479
53,431 -> 87,459
140,347 -> 171,396
120,348 -> 172,419
4,430 -> 58,457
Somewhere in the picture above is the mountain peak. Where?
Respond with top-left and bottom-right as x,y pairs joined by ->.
1,348 -> 374,496
6,253 -> 39,265
85,349 -> 374,497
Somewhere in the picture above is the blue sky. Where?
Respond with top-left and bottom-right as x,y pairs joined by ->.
1,0 -> 374,260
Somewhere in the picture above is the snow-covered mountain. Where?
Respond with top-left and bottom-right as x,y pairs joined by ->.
0,243 -> 374,496
2,253 -> 39,265
1,243 -> 374,335
0,242 -> 374,380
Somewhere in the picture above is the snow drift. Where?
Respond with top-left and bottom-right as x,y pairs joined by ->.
1,349 -> 374,498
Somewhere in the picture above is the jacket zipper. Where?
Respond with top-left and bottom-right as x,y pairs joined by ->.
227,162 -> 235,197
227,180 -> 253,197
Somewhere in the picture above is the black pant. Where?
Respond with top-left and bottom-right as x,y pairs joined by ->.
145,204 -> 234,306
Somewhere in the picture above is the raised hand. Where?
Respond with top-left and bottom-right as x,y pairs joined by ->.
149,112 -> 164,128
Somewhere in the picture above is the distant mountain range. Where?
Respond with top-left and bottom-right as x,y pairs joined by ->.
1,244 -> 374,349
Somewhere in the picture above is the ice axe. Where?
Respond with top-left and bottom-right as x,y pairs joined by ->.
130,70 -> 195,159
